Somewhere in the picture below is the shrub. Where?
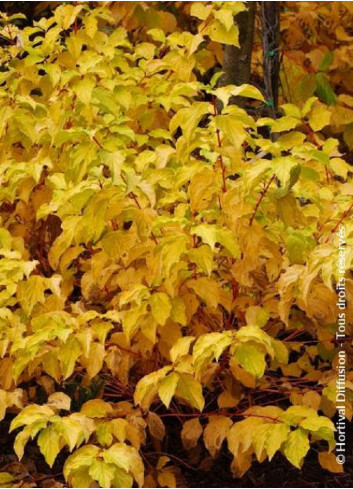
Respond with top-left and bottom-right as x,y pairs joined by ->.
0,2 -> 351,487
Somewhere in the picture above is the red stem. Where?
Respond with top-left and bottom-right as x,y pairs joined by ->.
249,174 -> 276,225
328,200 -> 353,238
212,97 -> 227,193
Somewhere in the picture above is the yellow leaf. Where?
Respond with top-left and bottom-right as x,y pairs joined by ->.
283,428 -> 310,468
37,425 -> 61,468
88,459 -> 116,488
181,418 -> 203,450
74,78 -> 95,105
245,306 -> 269,328
188,246 -> 213,276
308,102 -> 331,131
234,343 -> 266,379
192,224 -> 239,258
214,84 -> 264,106
214,8 -> 235,31
193,332 -> 232,375
149,292 -> 171,326
299,415 -> 335,438
302,391 -> 321,411
230,447 -> 252,478
175,373 -> 204,411
271,339 -> 289,364
187,277 -> 220,309
64,445 -> 100,485
103,443 -> 144,487
318,451 -> 344,473
252,424 -> 271,460
190,2 -> 213,20
80,400 -> 113,418
59,336 -> 82,380
205,20 -> 239,46
204,415 -> 233,457
170,337 -> 195,363
229,359 -> 256,388
266,423 -> 290,460
280,405 -> 317,426
47,392 -> 71,411
158,469 -> 177,488
86,342 -> 105,379
134,366 -> 172,410
215,114 -> 247,148
147,412 -> 165,441
158,372 -> 179,409
84,15 -> 98,38
236,325 -> 274,356
17,275 -> 47,315
10,404 -> 55,432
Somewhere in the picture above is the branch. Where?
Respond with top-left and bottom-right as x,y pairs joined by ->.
249,173 -> 276,225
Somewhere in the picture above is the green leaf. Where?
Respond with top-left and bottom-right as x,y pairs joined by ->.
318,51 -> 333,71
315,73 -> 337,105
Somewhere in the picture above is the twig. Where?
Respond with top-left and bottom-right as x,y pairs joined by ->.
249,173 -> 276,225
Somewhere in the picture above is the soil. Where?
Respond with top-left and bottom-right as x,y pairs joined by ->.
1,415 -> 352,488
184,421 -> 353,488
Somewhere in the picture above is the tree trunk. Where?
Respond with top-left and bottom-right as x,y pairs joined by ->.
261,1 -> 280,117
219,2 -> 256,107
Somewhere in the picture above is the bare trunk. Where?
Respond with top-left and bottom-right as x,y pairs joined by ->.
261,1 -> 280,117
219,2 -> 256,107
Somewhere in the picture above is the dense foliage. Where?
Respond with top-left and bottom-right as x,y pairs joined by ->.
0,2 -> 352,487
